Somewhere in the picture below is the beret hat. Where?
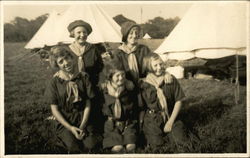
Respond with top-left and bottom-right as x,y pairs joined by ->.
67,20 -> 92,35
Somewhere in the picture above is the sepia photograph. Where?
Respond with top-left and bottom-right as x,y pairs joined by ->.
0,0 -> 249,157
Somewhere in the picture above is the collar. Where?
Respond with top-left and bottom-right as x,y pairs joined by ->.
70,41 -> 92,55
144,73 -> 165,88
54,70 -> 82,83
102,79 -> 134,93
118,43 -> 138,54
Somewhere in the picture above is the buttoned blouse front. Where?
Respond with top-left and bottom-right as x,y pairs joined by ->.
102,86 -> 138,121
46,73 -> 95,123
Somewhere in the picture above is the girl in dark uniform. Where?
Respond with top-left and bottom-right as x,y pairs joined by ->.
112,21 -> 172,85
140,53 -> 188,151
46,46 -> 100,153
67,20 -> 104,134
100,59 -> 140,153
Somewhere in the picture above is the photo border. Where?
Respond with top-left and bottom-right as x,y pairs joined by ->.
1,1 -> 249,158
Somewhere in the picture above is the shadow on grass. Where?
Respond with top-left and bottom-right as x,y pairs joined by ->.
181,98 -> 233,130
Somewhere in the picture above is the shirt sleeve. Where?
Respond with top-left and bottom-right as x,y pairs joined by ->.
45,78 -> 58,105
94,47 -> 104,82
83,73 -> 95,99
102,93 -> 113,117
140,45 -> 154,78
138,80 -> 147,111
172,76 -> 185,102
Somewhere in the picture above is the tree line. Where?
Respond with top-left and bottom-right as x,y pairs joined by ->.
4,14 -> 48,42
4,14 -> 180,42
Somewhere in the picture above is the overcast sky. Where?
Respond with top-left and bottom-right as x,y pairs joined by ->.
3,1 -> 192,24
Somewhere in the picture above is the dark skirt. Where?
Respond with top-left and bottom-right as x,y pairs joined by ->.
143,110 -> 188,148
103,119 -> 137,149
55,124 -> 102,153
54,110 -> 102,153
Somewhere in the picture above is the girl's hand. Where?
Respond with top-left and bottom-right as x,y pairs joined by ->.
164,120 -> 174,133
164,72 -> 173,84
139,121 -> 143,133
78,131 -> 86,140
70,126 -> 83,140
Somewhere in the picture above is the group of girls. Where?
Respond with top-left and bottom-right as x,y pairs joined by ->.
46,19 -> 190,154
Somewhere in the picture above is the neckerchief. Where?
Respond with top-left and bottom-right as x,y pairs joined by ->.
144,73 -> 170,122
119,43 -> 139,81
69,42 -> 91,72
54,70 -> 82,103
106,81 -> 125,119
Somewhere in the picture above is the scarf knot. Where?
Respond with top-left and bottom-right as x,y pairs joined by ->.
106,81 -> 126,120
145,73 -> 170,122
54,71 -> 82,103
69,42 -> 91,72
119,44 -> 139,81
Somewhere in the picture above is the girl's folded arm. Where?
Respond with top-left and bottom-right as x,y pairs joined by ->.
79,101 -> 91,130
51,104 -> 72,130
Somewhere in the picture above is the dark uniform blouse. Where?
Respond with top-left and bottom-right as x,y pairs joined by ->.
101,84 -> 139,121
46,72 -> 95,130
140,75 -> 185,114
68,43 -> 103,87
112,44 -> 152,84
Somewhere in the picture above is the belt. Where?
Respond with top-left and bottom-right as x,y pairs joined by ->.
147,109 -> 161,114
147,109 -> 167,123
108,117 -> 128,127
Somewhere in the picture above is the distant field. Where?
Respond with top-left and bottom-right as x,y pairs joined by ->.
4,42 -> 247,154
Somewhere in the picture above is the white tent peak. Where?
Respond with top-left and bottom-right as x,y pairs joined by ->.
143,33 -> 151,39
25,10 -> 61,49
155,3 -> 247,60
25,4 -> 122,49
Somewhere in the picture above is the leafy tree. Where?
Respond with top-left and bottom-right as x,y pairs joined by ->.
141,16 -> 180,38
113,14 -> 180,39
4,14 -> 48,42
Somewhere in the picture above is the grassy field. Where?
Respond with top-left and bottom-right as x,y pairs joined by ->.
4,42 -> 247,154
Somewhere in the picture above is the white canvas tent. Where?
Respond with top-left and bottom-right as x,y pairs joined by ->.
143,33 -> 151,39
155,3 -> 247,60
25,4 -> 122,49
155,2 -> 247,104
25,11 -> 62,49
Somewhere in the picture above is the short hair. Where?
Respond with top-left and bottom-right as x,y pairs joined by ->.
102,58 -> 125,81
49,45 -> 74,69
69,30 -> 75,38
142,53 -> 164,73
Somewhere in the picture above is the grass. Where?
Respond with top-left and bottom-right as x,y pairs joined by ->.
4,42 -> 247,154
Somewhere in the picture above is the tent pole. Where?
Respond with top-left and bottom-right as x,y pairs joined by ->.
234,53 -> 240,105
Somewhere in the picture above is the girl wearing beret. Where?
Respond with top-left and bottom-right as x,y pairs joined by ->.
67,20 -> 103,88
99,59 -> 140,153
67,20 -> 104,135
140,53 -> 189,151
112,21 -> 172,85
46,46 -> 101,153
111,21 -> 173,143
